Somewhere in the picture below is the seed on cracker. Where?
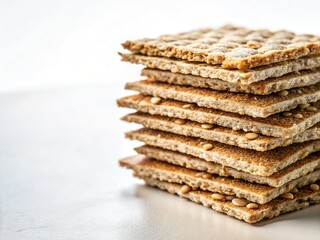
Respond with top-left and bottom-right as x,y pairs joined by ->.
174,119 -> 186,125
245,133 -> 259,140
202,143 -> 214,151
294,113 -> 303,119
246,203 -> 259,209
299,103 -> 310,109
306,106 -> 317,112
232,198 -> 248,207
280,192 -> 294,199
310,184 -> 319,191
278,90 -> 289,96
181,185 -> 191,193
283,112 -> 292,117
211,193 -> 225,200
182,104 -> 193,109
150,97 -> 162,104
201,123 -> 214,129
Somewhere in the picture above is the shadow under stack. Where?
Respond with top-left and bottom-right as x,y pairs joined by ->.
117,25 -> 320,223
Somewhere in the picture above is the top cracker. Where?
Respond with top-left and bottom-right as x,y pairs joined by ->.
122,25 -> 320,70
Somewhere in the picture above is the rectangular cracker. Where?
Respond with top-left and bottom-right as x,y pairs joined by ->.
125,80 -> 320,118
141,68 -> 320,95
119,155 -> 320,204
122,25 -> 320,70
141,177 -> 320,224
135,145 -> 320,187
125,128 -> 320,176
117,95 -> 320,137
122,113 -> 320,151
120,53 -> 320,85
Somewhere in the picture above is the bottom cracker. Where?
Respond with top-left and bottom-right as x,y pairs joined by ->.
141,177 -> 320,224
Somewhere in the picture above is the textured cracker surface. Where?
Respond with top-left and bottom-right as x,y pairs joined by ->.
141,177 -> 320,223
119,155 -> 320,204
123,113 -> 320,151
125,80 -> 320,118
142,68 -> 320,95
120,53 -> 320,85
117,95 -> 320,137
122,25 -> 320,70
135,145 -> 320,187
125,128 -> 320,176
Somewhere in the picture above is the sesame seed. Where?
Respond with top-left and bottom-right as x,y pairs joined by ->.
290,188 -> 298,193
180,185 -> 191,194
232,198 -> 248,207
283,112 -> 292,117
202,173 -> 212,179
174,119 -> 186,125
182,104 -> 193,109
202,143 -> 214,151
232,127 -> 240,131
251,127 -> 259,133
150,97 -> 162,104
299,103 -> 310,109
195,172 -> 205,177
310,184 -> 319,191
211,193 -> 225,200
225,195 -> 235,201
294,113 -> 303,119
278,90 -> 289,96
301,151 -> 309,158
280,192 -> 294,199
306,106 -> 317,112
246,203 -> 259,209
245,132 -> 259,140
201,123 -> 214,129
283,139 -> 292,146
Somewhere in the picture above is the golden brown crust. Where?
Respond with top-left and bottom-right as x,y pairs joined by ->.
119,155 -> 320,204
141,68 -> 320,95
120,53 -> 320,85
125,80 -> 320,118
117,95 -> 320,137
141,176 -> 320,223
135,145 -> 320,187
125,128 -> 320,176
122,25 -> 320,70
122,112 -> 320,151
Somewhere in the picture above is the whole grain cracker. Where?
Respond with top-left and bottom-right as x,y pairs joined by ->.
141,68 -> 320,95
120,53 -> 320,85
119,155 -> 320,204
125,80 -> 320,118
141,176 -> 320,223
125,128 -> 320,176
117,95 -> 320,138
135,145 -> 320,187
122,112 -> 320,151
122,25 -> 320,70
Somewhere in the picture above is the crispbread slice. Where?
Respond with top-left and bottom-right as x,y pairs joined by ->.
125,128 -> 320,176
122,25 -> 320,70
135,145 -> 320,187
117,95 -> 320,137
141,68 -> 320,95
119,155 -> 320,204
125,80 -> 320,118
141,177 -> 320,224
122,113 -> 320,151
120,53 -> 320,85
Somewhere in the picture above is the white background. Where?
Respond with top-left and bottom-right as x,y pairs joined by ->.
1,0 -> 320,92
1,1 -> 320,240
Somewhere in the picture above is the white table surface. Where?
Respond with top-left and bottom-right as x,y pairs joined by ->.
0,83 -> 319,240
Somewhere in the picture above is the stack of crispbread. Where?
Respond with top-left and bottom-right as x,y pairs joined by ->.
117,25 -> 320,223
